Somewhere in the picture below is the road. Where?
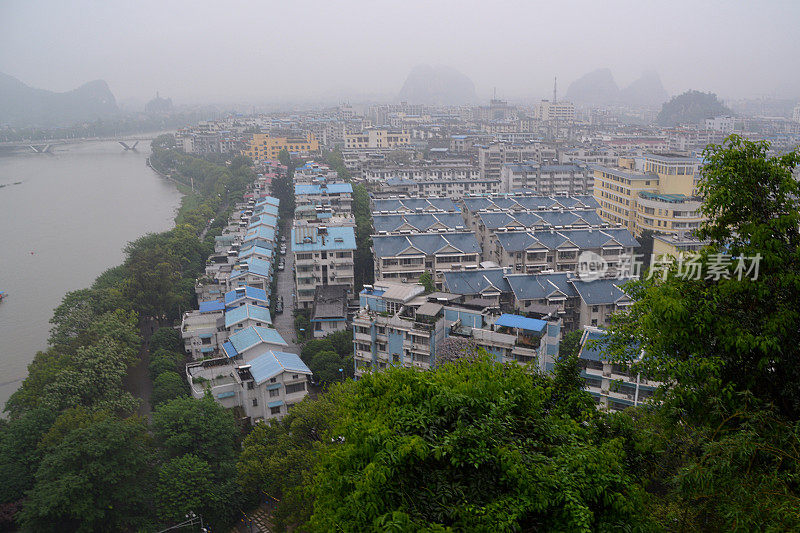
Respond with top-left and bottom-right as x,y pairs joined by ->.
271,219 -> 299,354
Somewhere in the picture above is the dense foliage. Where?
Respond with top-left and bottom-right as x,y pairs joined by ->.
0,141 -> 247,531
300,330 -> 355,383
656,90 -> 732,126
240,357 -> 648,531
353,183 -> 374,291
601,136 -> 800,529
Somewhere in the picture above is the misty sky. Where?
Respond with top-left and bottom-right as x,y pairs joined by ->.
1,0 -> 799,105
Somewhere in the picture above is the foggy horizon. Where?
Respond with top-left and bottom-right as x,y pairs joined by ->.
2,0 -> 800,106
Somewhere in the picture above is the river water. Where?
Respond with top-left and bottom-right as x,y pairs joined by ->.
0,140 -> 182,410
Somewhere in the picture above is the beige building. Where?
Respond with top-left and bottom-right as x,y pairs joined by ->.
243,133 -> 319,161
593,153 -> 703,237
345,128 -> 411,149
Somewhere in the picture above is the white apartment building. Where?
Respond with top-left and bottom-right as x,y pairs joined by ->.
292,225 -> 357,309
500,162 -> 593,194
534,100 -> 576,122
186,349 -> 312,422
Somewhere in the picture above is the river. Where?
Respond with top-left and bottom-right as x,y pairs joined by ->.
0,139 -> 182,411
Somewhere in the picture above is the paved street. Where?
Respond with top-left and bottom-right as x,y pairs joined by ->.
271,220 -> 300,354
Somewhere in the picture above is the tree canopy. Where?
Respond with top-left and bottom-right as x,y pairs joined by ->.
307,358 -> 646,531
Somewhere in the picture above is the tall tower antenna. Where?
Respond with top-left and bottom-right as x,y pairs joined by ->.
553,77 -> 557,103
493,86 -> 497,100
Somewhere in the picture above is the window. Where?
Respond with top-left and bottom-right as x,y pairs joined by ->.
252,398 -> 258,407
269,388 -> 280,398
270,406 -> 281,415
286,382 -> 306,394
270,377 -> 276,383
247,381 -> 254,390
592,305 -> 598,313
292,374 -> 298,380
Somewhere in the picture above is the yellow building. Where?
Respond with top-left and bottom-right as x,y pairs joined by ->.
593,153 -> 704,237
652,234 -> 708,258
243,133 -> 319,161
344,128 -> 410,149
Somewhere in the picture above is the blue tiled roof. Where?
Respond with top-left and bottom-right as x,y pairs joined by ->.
291,226 -> 356,252
227,326 -> 288,356
198,300 -> 225,313
372,198 -> 460,213
225,304 -> 272,328
579,329 -> 607,362
255,196 -> 280,207
222,341 -> 237,358
249,212 -> 278,226
238,244 -> 274,261
442,268 -> 511,295
248,350 -> 312,384
224,286 -> 268,306
571,278 -> 630,306
295,183 -> 353,196
495,314 -> 547,332
372,232 -> 480,259
244,226 -> 276,244
506,273 -> 577,301
372,212 -> 466,233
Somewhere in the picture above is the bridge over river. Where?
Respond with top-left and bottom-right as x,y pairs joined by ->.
0,135 -> 157,154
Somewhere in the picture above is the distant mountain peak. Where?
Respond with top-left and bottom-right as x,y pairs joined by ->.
397,65 -> 478,105
565,69 -> 668,108
0,72 -> 118,127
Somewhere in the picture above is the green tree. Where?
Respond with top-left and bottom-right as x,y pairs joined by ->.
300,338 -> 334,362
151,371 -> 189,408
156,454 -> 215,524
604,136 -> 800,418
419,271 -> 435,293
19,417 -> 155,533
152,395 -> 238,471
150,327 -> 182,353
601,136 -> 800,529
0,408 -> 57,503
327,329 -> 353,358
278,148 -> 291,167
558,329 -> 583,359
41,339 -> 139,414
48,289 -> 131,349
352,183 -> 374,290
307,358 -> 647,531
308,350 -> 352,383
237,396 -> 337,529
149,349 -> 184,381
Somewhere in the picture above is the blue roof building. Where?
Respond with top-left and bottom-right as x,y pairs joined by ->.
222,326 -> 288,359
225,303 -> 272,330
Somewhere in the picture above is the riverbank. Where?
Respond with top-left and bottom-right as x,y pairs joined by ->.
0,140 -> 182,410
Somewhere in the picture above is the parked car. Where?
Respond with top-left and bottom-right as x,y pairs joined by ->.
278,260 -> 285,271
279,246 -> 287,255
280,235 -> 286,243
276,296 -> 284,314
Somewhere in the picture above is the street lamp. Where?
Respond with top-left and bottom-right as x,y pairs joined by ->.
339,368 -> 344,380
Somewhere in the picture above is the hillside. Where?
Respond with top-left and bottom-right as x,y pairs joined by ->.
397,65 -> 478,105
565,68 -> 619,106
656,90 -> 732,126
619,70 -> 669,107
0,72 -> 119,127
565,68 -> 668,108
